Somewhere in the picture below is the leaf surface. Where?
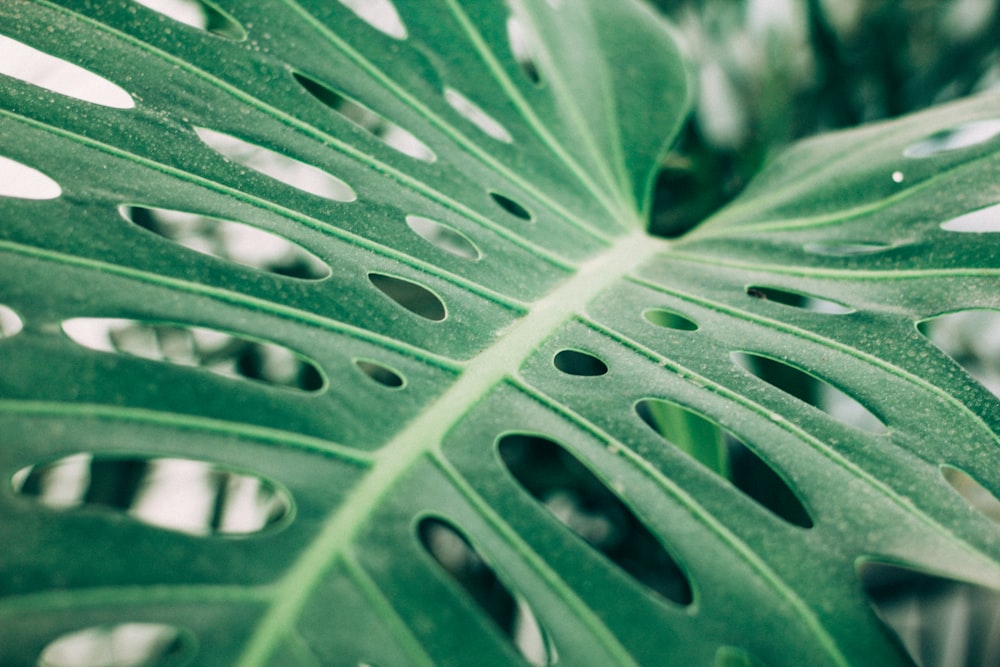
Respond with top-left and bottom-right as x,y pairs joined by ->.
2,1 -> 1000,666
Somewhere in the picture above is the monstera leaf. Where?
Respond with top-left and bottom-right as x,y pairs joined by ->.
3,1 -> 1000,665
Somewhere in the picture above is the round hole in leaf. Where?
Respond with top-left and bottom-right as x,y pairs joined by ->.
553,349 -> 608,376
354,359 -> 405,388
903,118 -> 1000,158
490,192 -> 532,220
643,307 -> 698,331
368,273 -> 446,321
194,127 -> 356,202
418,516 -> 557,666
0,155 -> 61,200
0,35 -> 134,108
37,622 -> 195,667
0,303 -> 24,338
13,454 -> 294,537
405,215 -> 480,259
121,206 -> 330,279
498,433 -> 695,605
61,318 -> 326,392
133,0 -> 246,40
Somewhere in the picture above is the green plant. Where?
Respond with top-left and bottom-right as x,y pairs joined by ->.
3,1 -> 1000,665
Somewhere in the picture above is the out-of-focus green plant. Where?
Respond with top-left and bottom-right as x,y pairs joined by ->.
651,0 -> 1000,237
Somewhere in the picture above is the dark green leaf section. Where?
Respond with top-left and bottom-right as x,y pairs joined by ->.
2,1 -> 1000,666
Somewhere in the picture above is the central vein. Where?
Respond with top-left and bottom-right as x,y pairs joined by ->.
236,229 -> 669,666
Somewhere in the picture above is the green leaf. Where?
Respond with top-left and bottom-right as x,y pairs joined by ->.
2,1 -> 1000,666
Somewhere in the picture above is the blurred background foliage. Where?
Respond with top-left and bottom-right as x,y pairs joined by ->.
649,0 -> 1000,237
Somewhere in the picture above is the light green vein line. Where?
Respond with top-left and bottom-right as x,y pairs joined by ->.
682,200 -> 895,240
0,109 -> 551,309
279,0 -> 621,241
27,1 -> 600,263
584,290 -> 1000,584
511,0 -> 635,219
0,584 -> 268,616
588,4 -> 633,214
430,451 -> 640,667
0,401 -> 374,465
340,553 -> 438,667
232,230 -> 669,667
0,240 -> 462,371
505,376 -> 850,667
444,0 -> 634,224
661,251 -> 1000,279
678,129 -> 923,235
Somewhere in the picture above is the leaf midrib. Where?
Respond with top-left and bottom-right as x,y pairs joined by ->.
235,229 -> 667,667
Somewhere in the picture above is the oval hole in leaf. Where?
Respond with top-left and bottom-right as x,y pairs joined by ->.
731,352 -> 886,433
636,399 -> 813,528
0,34 -> 134,108
37,622 -> 195,667
61,318 -> 325,392
857,560 -> 1000,667
940,202 -> 1000,233
405,215 -> 480,259
354,359 -> 405,388
746,285 -> 853,314
337,0 -> 408,40
904,118 -> 1000,158
941,465 -> 1000,524
444,88 -> 513,143
0,304 -> 23,338
643,307 -> 699,331
12,454 -> 292,537
418,517 -> 557,666
507,16 -> 540,84
553,349 -> 608,376
121,206 -> 330,279
368,273 -> 446,321
293,73 -> 435,162
498,433 -> 695,605
490,192 -> 532,220
803,241 -> 895,256
918,309 -> 1000,400
0,155 -> 61,200
194,127 -> 356,202
133,0 -> 246,40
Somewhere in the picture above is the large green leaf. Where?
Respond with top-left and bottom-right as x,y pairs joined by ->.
2,1 -> 1000,665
